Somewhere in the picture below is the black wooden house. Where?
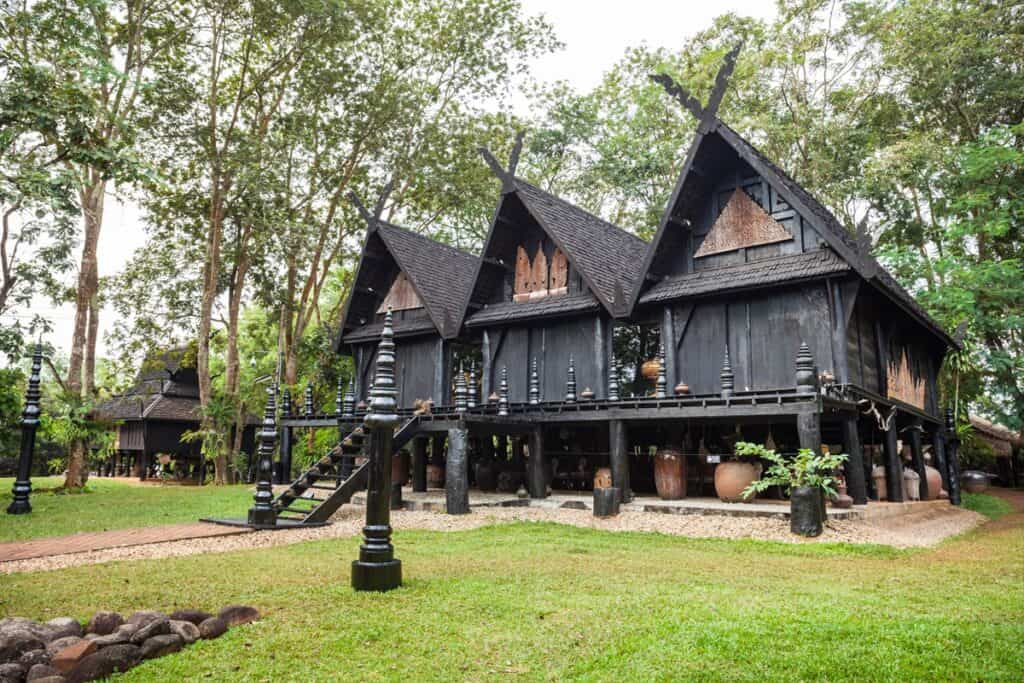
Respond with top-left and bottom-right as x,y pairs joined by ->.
282,75 -> 958,524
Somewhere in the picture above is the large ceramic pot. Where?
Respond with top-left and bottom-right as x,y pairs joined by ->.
640,358 -> 660,381
426,463 -> 445,489
654,449 -> 687,500
871,465 -> 888,501
391,451 -> 409,487
832,483 -> 853,509
593,467 -> 613,490
790,486 -> 824,537
903,468 -> 921,501
961,470 -> 990,494
924,466 -> 943,500
475,460 -> 499,492
714,461 -> 761,503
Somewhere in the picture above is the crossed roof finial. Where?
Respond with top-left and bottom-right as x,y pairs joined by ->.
347,178 -> 396,231
478,129 -> 526,192
650,44 -> 741,133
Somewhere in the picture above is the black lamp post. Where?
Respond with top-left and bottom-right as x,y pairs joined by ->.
351,309 -> 402,592
7,344 -> 42,515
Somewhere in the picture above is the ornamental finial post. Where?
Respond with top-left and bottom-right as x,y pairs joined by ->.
795,341 -> 816,394
343,380 -> 356,420
499,367 -> 510,416
454,362 -> 468,412
528,357 -> 540,405
304,384 -> 314,417
335,376 -> 344,416
720,347 -> 734,398
565,355 -> 577,403
282,388 -> 292,416
607,358 -> 620,401
352,308 -> 402,591
247,385 -> 278,527
468,360 -> 478,409
7,343 -> 42,515
656,343 -> 668,399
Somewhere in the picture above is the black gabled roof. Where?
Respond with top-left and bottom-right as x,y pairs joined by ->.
514,181 -> 648,314
337,220 -> 478,347
635,119 -> 957,348
639,249 -> 849,304
465,292 -> 601,327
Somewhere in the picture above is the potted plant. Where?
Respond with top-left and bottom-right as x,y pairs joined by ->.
713,443 -> 764,503
738,442 -> 848,536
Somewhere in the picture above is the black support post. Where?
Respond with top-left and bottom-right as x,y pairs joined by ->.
528,427 -> 547,499
411,437 -> 427,492
352,310 -> 402,592
610,419 -> 631,503
279,390 -> 293,485
908,421 -> 928,500
7,344 -> 42,515
840,416 -> 868,505
883,419 -> 904,502
796,412 -> 822,454
932,428 -> 950,494
945,408 -> 962,506
446,426 -> 470,514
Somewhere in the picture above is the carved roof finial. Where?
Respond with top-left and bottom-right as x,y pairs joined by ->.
479,130 -> 527,192
347,179 -> 396,232
650,43 -> 741,133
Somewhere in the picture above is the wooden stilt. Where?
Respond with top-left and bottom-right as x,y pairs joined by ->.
528,428 -> 547,499
610,419 -> 631,503
796,412 -> 821,454
446,426 -> 470,514
840,416 -> 868,505
883,420 -> 904,502
908,421 -> 928,500
411,437 -> 427,492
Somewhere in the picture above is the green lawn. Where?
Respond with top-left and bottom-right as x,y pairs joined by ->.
1,510 -> 1022,680
0,477 -> 252,542
963,491 -> 1015,520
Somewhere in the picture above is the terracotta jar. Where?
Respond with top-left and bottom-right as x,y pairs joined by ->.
640,358 -> 660,381
924,466 -> 942,500
426,464 -> 445,488
714,461 -> 761,503
391,451 -> 409,487
654,449 -> 687,500
593,467 -> 613,490
961,470 -> 990,493
872,465 -> 888,501
832,483 -> 854,509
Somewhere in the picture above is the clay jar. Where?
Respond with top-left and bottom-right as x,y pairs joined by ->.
924,466 -> 943,500
654,449 -> 686,500
714,461 -> 761,503
593,467 -> 613,490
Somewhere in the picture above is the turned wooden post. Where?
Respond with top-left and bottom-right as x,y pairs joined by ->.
467,361 -> 478,409
945,408 -> 962,505
607,358 -> 620,401
7,344 -> 42,515
883,416 -> 904,502
528,427 -> 547,499
247,386 -> 278,527
446,426 -> 470,514
411,437 -> 427,492
840,416 -> 868,505
655,343 -> 668,399
609,419 -> 631,503
720,348 -> 734,398
908,420 -> 928,500
351,309 -> 402,591
565,355 -> 577,403
454,363 -> 468,412
528,357 -> 540,405
795,342 -> 816,393
498,366 -> 510,416
279,389 -> 293,485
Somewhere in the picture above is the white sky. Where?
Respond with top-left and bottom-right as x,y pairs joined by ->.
25,0 -> 776,360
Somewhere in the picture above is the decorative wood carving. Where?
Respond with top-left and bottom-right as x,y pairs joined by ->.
887,349 -> 925,409
694,189 -> 792,258
549,248 -> 568,294
376,272 -> 423,312
514,246 -> 532,297
529,243 -> 548,298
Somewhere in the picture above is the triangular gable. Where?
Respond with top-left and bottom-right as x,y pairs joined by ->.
693,188 -> 792,258
631,120 -> 956,348
458,183 -> 644,327
336,221 -> 477,350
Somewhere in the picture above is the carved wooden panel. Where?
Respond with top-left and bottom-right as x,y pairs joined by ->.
887,349 -> 925,409
376,271 -> 423,312
514,246 -> 532,296
549,248 -> 568,294
695,189 -> 793,258
529,243 -> 548,293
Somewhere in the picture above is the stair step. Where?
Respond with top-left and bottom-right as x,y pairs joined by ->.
279,505 -> 319,514
309,485 -> 338,491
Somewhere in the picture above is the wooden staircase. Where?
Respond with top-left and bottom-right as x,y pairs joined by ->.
272,416 -> 420,525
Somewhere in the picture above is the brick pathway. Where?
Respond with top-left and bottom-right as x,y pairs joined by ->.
0,523 -> 252,562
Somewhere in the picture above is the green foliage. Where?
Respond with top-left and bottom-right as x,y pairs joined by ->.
38,391 -> 116,473
0,367 -> 23,457
736,441 -> 848,497
962,492 -> 1014,521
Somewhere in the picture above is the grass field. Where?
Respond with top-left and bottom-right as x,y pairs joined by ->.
0,477 -> 252,542
1,488 -> 1021,681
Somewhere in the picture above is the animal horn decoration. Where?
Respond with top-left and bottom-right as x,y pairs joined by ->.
650,43 -> 741,132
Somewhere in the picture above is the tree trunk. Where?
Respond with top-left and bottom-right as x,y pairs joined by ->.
198,184 -> 225,483
221,241 -> 250,485
64,179 -> 105,489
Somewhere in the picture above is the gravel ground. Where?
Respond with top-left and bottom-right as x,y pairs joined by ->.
1,503 -> 984,575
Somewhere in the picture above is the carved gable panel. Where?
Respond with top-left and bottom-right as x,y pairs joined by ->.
695,188 -> 793,258
377,271 -> 423,313
887,349 -> 926,409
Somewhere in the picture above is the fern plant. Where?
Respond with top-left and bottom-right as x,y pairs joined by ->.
735,441 -> 848,499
